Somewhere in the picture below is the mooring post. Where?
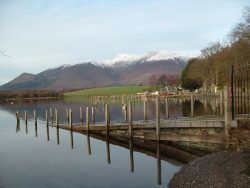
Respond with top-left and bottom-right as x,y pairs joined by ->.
220,91 -> 223,116
91,106 -> 95,125
143,100 -> 147,122
34,110 -> 37,125
50,108 -> 53,126
124,104 -> 128,123
105,104 -> 109,136
69,109 -> 72,129
86,106 -> 89,132
45,110 -> 48,126
128,101 -> 133,138
24,110 -> 27,124
66,108 -> 69,125
191,94 -> 194,117
156,97 -> 160,141
165,98 -> 169,119
80,107 -> 83,126
224,86 -> 231,146
55,109 -> 58,128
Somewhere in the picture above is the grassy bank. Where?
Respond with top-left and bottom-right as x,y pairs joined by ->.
64,85 -> 150,97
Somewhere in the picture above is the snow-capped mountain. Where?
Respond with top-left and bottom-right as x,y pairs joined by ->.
0,51 -> 188,90
103,51 -> 186,68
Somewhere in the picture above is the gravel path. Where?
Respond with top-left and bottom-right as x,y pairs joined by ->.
169,151 -> 250,188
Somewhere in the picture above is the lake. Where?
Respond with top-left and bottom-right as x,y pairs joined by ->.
0,97 -> 221,188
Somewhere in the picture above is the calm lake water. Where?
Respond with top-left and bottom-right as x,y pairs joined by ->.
0,97 -> 221,188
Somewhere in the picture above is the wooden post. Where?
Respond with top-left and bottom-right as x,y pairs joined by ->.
124,104 -> 128,123
34,110 -> 37,125
86,107 -> 89,132
80,107 -> 83,126
191,94 -> 194,117
165,98 -> 169,119
69,109 -> 72,129
156,97 -> 160,141
66,108 -> 69,125
105,104 -> 109,136
50,108 -> 53,126
46,110 -> 48,126
143,100 -> 147,122
220,91 -> 223,116
91,106 -> 95,125
55,109 -> 58,128
224,86 -> 231,146
128,101 -> 133,138
24,110 -> 28,124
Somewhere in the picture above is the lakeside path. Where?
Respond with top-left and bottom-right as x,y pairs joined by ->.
169,150 -> 250,188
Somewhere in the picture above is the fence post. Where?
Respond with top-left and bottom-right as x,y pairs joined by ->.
92,106 -> 95,125
105,104 -> 109,136
224,86 -> 231,146
231,65 -> 235,120
191,94 -> 194,117
80,107 -> 83,126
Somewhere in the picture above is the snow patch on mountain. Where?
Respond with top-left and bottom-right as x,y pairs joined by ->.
103,51 -> 185,66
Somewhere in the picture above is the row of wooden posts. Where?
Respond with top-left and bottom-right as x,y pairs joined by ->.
15,92 -> 228,142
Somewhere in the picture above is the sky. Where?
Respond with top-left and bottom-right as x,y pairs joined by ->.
0,0 -> 249,85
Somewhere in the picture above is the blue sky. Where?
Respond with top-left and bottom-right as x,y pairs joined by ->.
0,0 -> 249,85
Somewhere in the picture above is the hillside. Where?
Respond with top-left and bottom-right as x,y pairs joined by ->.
0,51 -> 187,90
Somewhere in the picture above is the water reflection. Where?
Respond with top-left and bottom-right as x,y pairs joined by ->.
14,121 -> 179,186
0,97 -> 225,126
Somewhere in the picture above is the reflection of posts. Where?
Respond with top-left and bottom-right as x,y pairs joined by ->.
70,131 -> 74,149
129,139 -> 134,173
55,109 -> 58,128
87,133 -> 91,155
34,110 -> 38,137
24,110 -> 28,134
157,142 -> 162,185
56,127 -> 59,145
106,137 -> 111,164
46,123 -> 50,141
16,110 -> 20,132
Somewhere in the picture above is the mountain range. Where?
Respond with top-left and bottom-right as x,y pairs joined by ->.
0,51 -> 188,91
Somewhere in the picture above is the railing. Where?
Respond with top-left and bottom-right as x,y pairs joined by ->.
231,63 -> 250,119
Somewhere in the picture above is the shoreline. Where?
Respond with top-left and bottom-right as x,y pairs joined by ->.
168,150 -> 250,187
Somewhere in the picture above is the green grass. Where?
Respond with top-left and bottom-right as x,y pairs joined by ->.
64,85 -> 150,97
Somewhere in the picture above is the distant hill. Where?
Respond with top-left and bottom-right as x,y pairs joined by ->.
0,51 -> 187,90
